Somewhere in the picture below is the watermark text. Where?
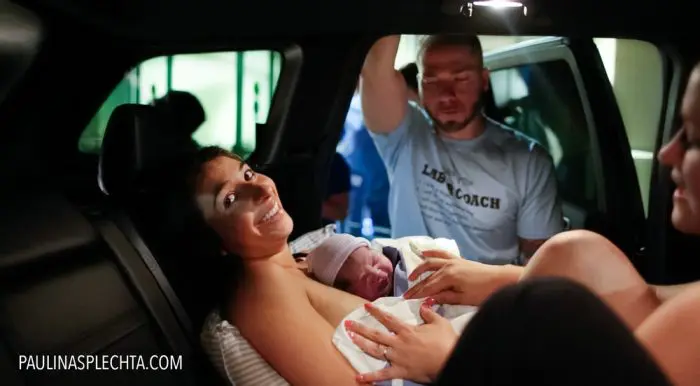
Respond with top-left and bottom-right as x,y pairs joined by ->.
18,354 -> 182,371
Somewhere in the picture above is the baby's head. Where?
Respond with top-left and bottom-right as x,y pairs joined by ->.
306,234 -> 394,301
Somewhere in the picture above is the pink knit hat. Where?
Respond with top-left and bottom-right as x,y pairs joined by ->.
306,234 -> 370,285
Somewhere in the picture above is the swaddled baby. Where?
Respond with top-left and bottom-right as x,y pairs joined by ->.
305,234 -> 397,301
306,234 -> 476,385
305,233 -> 459,300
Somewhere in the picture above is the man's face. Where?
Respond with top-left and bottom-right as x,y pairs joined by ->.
419,44 -> 490,133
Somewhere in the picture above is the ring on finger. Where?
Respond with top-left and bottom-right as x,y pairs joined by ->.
382,346 -> 392,363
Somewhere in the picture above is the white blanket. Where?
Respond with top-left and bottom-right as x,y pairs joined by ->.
371,235 -> 461,268
333,236 -> 478,385
372,235 -> 461,288
333,298 -> 477,375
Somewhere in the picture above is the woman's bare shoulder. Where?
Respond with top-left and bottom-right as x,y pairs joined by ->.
227,264 -> 308,324
223,263 -> 357,385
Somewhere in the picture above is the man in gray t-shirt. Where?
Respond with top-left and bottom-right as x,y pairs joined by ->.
361,34 -> 562,265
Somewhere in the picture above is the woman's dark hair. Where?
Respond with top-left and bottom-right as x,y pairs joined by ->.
181,146 -> 244,256
176,146 -> 247,321
184,146 -> 244,200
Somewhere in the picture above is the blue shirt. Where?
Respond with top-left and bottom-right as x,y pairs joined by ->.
369,102 -> 563,264
338,95 -> 391,229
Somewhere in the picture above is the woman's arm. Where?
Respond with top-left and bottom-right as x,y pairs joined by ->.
233,266 -> 357,386
403,250 -> 523,306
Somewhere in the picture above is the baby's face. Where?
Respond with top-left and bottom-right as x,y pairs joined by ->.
335,246 -> 394,301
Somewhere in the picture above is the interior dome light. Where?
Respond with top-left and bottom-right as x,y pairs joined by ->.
462,0 -> 527,17
472,0 -> 523,7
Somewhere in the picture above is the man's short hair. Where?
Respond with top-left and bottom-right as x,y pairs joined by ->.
399,62 -> 419,92
417,34 -> 484,68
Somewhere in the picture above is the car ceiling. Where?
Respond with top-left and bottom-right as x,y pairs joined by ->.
16,0 -> 700,40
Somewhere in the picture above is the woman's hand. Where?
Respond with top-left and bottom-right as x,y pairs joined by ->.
403,249 -> 522,305
345,299 -> 458,384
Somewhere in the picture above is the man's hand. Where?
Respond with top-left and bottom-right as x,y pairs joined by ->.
403,250 -> 523,306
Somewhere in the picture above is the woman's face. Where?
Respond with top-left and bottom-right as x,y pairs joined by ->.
194,155 -> 293,258
658,66 -> 700,235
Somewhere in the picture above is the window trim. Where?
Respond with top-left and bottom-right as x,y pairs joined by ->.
485,38 -> 606,213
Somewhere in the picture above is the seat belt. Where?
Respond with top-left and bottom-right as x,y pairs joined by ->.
94,218 -> 194,358
111,211 -> 194,337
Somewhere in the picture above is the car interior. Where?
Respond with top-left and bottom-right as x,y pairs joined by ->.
1,0 -> 700,384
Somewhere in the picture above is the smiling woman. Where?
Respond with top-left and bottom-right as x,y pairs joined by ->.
180,145 -> 369,386
190,146 -> 294,259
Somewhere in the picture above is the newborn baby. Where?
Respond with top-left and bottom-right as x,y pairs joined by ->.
305,233 -> 459,300
307,234 -> 477,385
305,234 -> 397,301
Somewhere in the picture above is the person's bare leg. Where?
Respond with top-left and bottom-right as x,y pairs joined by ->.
521,230 -> 661,329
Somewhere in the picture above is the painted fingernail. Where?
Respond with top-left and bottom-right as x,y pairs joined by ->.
344,320 -> 353,328
424,297 -> 436,307
364,303 -> 372,310
356,374 -> 364,382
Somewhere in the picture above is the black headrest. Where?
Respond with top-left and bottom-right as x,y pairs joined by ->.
99,104 -> 172,198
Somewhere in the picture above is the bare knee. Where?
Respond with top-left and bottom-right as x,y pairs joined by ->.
533,229 -> 613,259
525,230 -> 633,280
523,230 -> 658,329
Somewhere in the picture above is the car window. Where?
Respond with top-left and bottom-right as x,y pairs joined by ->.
483,38 -> 662,216
594,39 -> 663,216
78,50 -> 282,158
487,60 -> 597,212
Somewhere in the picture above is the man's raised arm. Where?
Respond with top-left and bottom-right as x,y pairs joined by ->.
361,35 -> 409,134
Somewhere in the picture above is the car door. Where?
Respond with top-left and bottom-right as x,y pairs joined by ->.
483,37 -> 648,272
